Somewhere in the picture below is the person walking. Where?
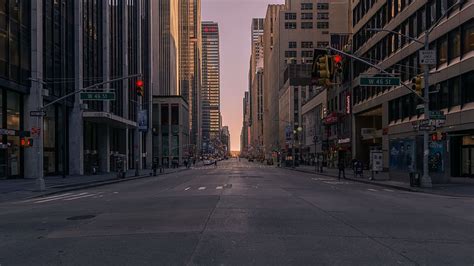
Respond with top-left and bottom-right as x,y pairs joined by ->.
338,160 -> 346,180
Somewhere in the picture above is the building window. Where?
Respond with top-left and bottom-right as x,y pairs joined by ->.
301,41 -> 313,48
317,41 -> 329,48
462,71 -> 474,104
301,50 -> 313,58
301,22 -> 313,29
317,12 -> 329,20
462,20 -> 474,55
317,3 -> 329,10
285,22 -> 297,29
317,22 -> 329,29
301,13 -> 313,20
289,41 -> 297,48
301,3 -> 313,10
285,12 -> 297,20
285,50 -> 297,58
437,36 -> 448,65
448,28 -> 461,61
450,76 -> 461,107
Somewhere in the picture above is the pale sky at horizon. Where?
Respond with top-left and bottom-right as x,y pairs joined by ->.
202,0 -> 285,151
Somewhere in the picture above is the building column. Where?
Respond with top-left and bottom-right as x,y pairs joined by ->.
24,0 -> 44,179
98,125 -> 110,173
69,0 -> 84,176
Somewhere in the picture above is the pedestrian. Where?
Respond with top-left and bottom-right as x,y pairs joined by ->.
338,160 -> 345,180
214,160 -> 218,167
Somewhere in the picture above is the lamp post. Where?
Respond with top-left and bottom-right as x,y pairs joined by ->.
364,0 -> 464,187
292,126 -> 303,169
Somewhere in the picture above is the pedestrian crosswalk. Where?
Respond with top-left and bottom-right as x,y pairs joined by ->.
183,184 -> 231,191
19,191 -> 106,204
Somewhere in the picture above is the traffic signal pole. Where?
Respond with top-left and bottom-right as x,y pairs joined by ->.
30,74 -> 142,191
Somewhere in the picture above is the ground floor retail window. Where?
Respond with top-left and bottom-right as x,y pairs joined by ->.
0,89 -> 23,179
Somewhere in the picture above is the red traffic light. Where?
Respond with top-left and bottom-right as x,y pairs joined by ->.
136,80 -> 144,87
333,55 -> 343,63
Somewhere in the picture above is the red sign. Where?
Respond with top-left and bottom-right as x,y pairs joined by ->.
324,112 -> 339,125
346,93 -> 351,114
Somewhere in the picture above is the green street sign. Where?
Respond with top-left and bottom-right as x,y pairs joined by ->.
429,111 -> 446,120
80,92 -> 116,101
360,77 -> 400,86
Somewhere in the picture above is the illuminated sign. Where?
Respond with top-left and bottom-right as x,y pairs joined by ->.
346,93 -> 351,114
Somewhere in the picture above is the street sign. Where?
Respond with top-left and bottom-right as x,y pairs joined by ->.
419,50 -> 436,65
80,92 -> 116,101
429,111 -> 446,120
30,110 -> 46,117
360,77 -> 400,86
419,125 -> 435,131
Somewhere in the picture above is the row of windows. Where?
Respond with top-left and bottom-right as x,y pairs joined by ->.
354,19 -> 474,80
354,0 -> 461,52
285,12 -> 329,20
285,50 -> 314,58
301,2 -> 329,10
388,71 -> 474,122
284,22 -> 328,30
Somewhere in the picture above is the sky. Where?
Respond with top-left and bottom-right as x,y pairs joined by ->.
202,0 -> 284,151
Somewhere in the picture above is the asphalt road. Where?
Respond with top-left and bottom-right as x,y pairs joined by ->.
1,158 -> 474,266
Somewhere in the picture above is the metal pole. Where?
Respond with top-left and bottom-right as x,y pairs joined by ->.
421,33 -> 432,187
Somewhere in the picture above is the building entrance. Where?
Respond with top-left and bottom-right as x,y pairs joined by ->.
461,146 -> 474,177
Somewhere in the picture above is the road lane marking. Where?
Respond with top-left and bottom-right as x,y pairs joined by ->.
184,187 -> 191,191
368,189 -> 378,192
34,193 -> 89,203
198,187 -> 206,190
384,189 -> 394,192
20,193 -> 74,203
63,193 -> 98,201
216,186 -> 223,190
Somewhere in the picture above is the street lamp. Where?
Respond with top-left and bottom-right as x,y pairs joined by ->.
364,0 -> 464,187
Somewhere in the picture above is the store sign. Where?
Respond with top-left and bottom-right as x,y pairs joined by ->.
346,94 -> 351,114
324,112 -> 338,124
338,138 -> 351,144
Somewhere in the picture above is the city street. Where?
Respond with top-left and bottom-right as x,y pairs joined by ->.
1,159 -> 474,265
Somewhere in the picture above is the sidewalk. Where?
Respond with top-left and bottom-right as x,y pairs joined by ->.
284,165 -> 474,198
0,167 -> 188,203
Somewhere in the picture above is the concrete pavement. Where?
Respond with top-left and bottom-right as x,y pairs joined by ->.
1,158 -> 473,265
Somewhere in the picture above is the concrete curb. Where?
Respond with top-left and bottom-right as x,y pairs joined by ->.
25,168 -> 189,200
284,167 -> 420,193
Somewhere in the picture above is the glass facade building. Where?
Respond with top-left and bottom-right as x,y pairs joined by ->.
0,0 -> 30,179
201,21 -> 221,153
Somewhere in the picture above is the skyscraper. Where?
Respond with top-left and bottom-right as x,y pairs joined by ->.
151,0 -> 180,96
201,21 -> 221,153
180,0 -> 202,152
249,18 -> 265,157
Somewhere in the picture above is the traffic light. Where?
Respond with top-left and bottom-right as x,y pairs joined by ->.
312,55 -> 331,86
136,79 -> 144,97
20,138 -> 33,147
411,76 -> 424,96
332,54 -> 343,76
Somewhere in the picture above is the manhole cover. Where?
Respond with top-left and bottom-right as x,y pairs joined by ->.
66,215 -> 96,221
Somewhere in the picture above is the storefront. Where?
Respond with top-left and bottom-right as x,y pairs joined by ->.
0,89 -> 23,179
450,133 -> 474,178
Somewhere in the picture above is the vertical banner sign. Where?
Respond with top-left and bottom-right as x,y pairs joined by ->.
138,110 -> 148,132
346,93 -> 351,114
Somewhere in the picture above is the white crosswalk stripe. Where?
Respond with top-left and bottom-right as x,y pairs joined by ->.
216,186 -> 223,190
198,187 -> 206,190
30,192 -> 104,204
